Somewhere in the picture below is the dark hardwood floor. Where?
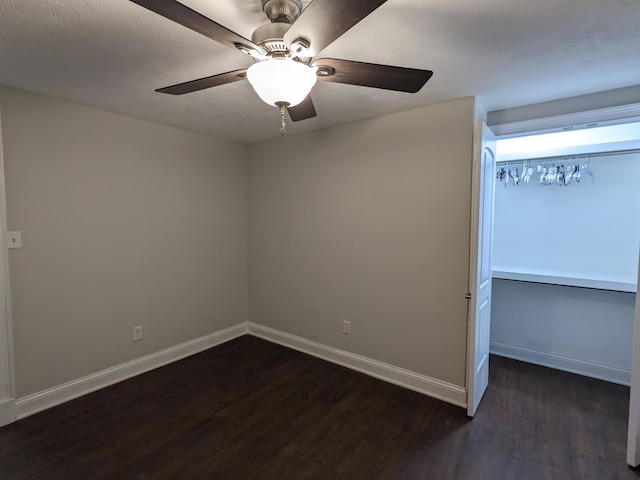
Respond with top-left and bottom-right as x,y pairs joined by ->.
0,335 -> 637,479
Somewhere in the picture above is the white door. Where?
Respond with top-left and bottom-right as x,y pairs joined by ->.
467,121 -> 496,417
626,248 -> 640,466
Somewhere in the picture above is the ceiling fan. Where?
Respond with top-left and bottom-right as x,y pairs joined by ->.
131,0 -> 433,135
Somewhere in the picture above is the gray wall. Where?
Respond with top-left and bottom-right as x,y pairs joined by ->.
2,89 -> 477,401
1,86 -> 248,397
491,279 -> 635,384
248,98 -> 475,387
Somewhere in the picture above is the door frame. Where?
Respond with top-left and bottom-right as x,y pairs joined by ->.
0,105 -> 16,426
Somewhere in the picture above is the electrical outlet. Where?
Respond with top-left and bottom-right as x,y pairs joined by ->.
342,320 -> 351,335
7,231 -> 21,249
133,326 -> 143,341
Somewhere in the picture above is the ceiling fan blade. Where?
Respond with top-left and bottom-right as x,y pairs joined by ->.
287,96 -> 317,122
130,0 -> 261,55
156,69 -> 247,95
312,58 -> 433,93
284,0 -> 387,56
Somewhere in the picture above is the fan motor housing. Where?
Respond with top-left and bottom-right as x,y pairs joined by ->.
262,0 -> 302,24
251,23 -> 290,54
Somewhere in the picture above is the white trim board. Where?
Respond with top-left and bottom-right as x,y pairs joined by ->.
0,105 -> 16,426
0,399 -> 16,427
489,102 -> 640,138
490,341 -> 631,386
492,269 -> 637,293
16,323 -> 248,419
247,322 -> 467,408
15,322 -> 468,420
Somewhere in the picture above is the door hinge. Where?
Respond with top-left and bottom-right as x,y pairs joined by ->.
465,293 -> 472,300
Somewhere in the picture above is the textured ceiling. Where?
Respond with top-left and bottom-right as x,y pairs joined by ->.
0,0 -> 638,144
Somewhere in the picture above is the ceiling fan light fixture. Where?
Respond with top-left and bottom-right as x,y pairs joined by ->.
246,57 -> 317,107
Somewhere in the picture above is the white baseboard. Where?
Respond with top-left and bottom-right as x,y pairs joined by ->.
16,323 -> 248,419
248,322 -> 467,408
0,398 -> 16,427
490,341 -> 631,386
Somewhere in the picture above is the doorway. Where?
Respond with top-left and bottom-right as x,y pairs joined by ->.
475,114 -> 640,464
489,120 -> 640,386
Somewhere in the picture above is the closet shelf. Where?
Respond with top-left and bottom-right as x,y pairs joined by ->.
492,267 -> 637,293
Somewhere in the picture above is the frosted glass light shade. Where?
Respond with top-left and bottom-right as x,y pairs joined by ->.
246,57 -> 317,107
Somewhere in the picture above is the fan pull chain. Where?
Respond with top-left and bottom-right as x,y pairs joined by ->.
278,102 -> 287,138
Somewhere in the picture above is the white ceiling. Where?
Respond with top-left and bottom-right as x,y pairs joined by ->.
0,0 -> 638,144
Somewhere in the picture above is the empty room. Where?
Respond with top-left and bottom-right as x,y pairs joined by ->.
0,1 -> 639,478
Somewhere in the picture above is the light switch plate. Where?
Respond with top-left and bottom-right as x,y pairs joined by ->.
7,231 -> 21,249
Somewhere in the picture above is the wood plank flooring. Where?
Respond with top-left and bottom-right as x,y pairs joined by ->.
0,335 -> 637,479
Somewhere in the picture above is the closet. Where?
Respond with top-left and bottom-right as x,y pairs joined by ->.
489,121 -> 640,385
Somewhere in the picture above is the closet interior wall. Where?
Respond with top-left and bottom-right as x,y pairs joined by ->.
490,149 -> 640,385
